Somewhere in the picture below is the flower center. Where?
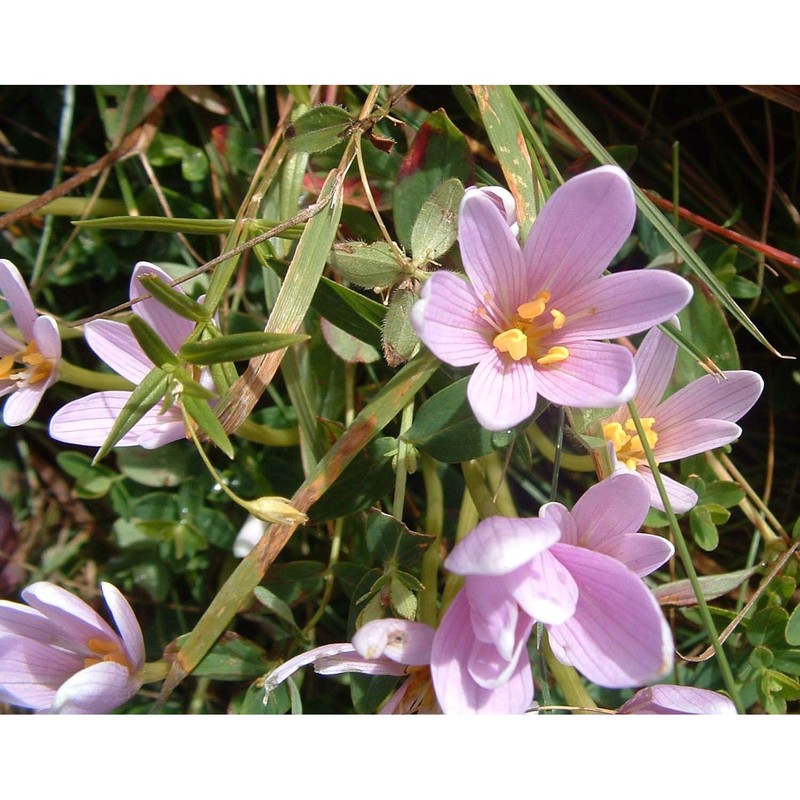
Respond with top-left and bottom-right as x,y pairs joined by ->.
602,417 -> 659,470
0,341 -> 53,386
83,637 -> 132,670
491,291 -> 569,366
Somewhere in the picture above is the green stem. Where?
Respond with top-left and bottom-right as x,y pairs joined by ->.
461,459 -> 498,519
419,454 -> 444,627
391,400 -> 415,521
542,633 -> 597,714
57,360 -> 134,391
441,486 -> 479,614
234,418 -> 300,447
626,400 -> 744,714
480,452 -> 517,517
527,422 -> 595,472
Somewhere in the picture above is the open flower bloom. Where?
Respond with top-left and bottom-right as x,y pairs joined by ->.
601,322 -> 764,513
618,684 -> 737,714
49,261 -> 206,449
435,471 -> 674,710
0,259 -> 61,426
263,618 -> 439,714
411,167 -> 693,431
0,581 -> 145,714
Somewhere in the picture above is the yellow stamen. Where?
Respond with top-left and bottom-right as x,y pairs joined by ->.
493,328 -> 528,361
0,354 -> 14,380
603,417 -> 659,469
83,637 -> 131,669
550,309 -> 566,329
536,346 -> 570,365
517,291 -> 551,320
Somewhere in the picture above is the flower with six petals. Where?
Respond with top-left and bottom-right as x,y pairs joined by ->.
411,167 -> 693,431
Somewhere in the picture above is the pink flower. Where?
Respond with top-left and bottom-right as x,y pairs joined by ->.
602,322 -> 764,512
618,684 -> 737,714
0,581 -> 145,714
411,167 -> 693,431
263,618 -> 439,714
434,471 -> 674,711
0,259 -> 61,426
49,262 -> 204,449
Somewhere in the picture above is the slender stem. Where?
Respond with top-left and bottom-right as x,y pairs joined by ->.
626,400 -> 744,713
419,454 -> 444,627
57,359 -> 133,391
441,486 -> 479,613
461,459 -> 498,519
235,418 -> 300,447
543,633 -> 597,714
527,421 -> 594,472
391,400 -> 416,521
481,452 -> 517,517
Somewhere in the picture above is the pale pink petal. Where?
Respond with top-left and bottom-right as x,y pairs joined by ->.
570,471 -> 651,549
595,533 -> 674,578
0,328 -> 21,354
507,550 -> 579,625
0,601 -> 60,643
558,272 -> 692,342
22,582 -> 118,650
465,577 -> 521,659
654,419 -> 743,462
618,684 -> 737,715
467,349 -> 539,431
523,166 -> 636,298
445,515 -> 561,576
638,467 -> 699,514
467,612 -> 534,690
52,660 -> 139,714
49,392 -> 181,448
352,618 -> 435,666
547,545 -> 673,688
656,371 -> 763,428
130,262 -> 194,352
538,502 -> 578,545
458,191 -> 530,315
628,322 -> 679,417
32,314 -> 62,364
431,591 -> 533,714
468,185 -> 519,236
84,319 -> 153,383
2,384 -> 47,426
0,635 -> 78,710
0,259 -> 37,340
411,271 -> 492,367
533,340 -> 636,408
101,583 -> 145,670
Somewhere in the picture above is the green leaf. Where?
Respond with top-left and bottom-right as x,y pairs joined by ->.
405,377 -> 495,462
94,367 -> 171,462
392,109 -> 473,250
390,577 -> 417,620
181,393 -> 234,459
55,451 -> 119,499
786,605 -> 800,646
179,332 -> 309,364
748,607 -> 790,647
320,318 -> 380,364
137,273 -> 211,323
474,86 -> 538,237
652,565 -> 759,606
147,132 -> 208,182
689,504 -> 719,551
410,178 -> 464,267
284,105 -> 353,153
253,586 -> 302,635
74,216 -> 234,235
382,286 -> 420,367
702,481 -> 746,508
306,437 -> 397,524
127,314 -> 180,369
365,509 -> 433,566
186,633 -> 272,681
329,241 -> 405,290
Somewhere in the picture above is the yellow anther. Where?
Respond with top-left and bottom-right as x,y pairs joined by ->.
493,328 -> 528,361
604,417 -> 659,469
517,291 -> 552,320
0,354 -> 14,379
550,309 -> 566,330
536,346 -> 570,365
84,637 -> 130,669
